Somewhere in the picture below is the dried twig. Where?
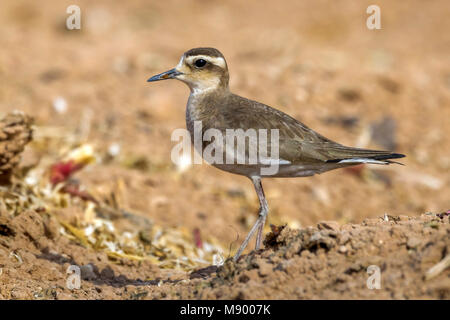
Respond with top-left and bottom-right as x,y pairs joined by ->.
425,254 -> 450,280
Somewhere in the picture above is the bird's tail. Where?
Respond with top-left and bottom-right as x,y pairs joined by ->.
325,146 -> 405,165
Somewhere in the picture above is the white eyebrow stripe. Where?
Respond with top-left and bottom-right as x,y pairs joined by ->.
185,55 -> 226,68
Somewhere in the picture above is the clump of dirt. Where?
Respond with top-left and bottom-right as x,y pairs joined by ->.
178,213 -> 450,299
0,112 -> 33,184
1,208 -> 448,299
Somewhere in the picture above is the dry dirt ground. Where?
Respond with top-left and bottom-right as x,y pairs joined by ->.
0,210 -> 449,299
0,0 -> 449,299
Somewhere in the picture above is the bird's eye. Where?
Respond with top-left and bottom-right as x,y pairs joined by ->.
194,59 -> 207,68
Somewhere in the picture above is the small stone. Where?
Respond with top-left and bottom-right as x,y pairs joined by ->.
309,232 -> 322,242
100,266 -> 115,280
284,242 -> 301,259
52,97 -> 68,114
254,259 -> 272,277
338,245 -> 348,253
406,237 -> 421,249
80,264 -> 97,280
43,216 -> 59,239
108,143 -> 121,157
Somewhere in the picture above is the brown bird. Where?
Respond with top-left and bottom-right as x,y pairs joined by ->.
148,47 -> 405,261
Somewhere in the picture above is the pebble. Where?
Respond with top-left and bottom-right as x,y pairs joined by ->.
81,264 -> 97,280
406,237 -> 421,249
52,97 -> 68,114
338,245 -> 348,253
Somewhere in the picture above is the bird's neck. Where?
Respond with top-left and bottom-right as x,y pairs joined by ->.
188,81 -> 229,97
188,85 -> 229,103
186,87 -> 229,123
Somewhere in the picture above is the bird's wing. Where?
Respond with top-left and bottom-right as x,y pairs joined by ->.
211,95 -> 404,164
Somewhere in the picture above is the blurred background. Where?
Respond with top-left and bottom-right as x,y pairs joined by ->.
0,0 -> 449,252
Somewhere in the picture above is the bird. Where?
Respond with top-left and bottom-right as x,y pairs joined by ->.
147,47 -> 405,261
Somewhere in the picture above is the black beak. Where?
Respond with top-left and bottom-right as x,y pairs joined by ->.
147,68 -> 182,82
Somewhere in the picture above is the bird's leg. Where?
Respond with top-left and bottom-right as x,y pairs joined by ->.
255,215 -> 267,251
253,177 -> 268,250
233,214 -> 263,261
233,176 -> 268,261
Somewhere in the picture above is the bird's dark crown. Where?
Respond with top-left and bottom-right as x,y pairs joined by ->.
184,47 -> 225,59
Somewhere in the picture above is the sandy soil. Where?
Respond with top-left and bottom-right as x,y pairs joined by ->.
0,0 -> 449,299
0,209 -> 448,299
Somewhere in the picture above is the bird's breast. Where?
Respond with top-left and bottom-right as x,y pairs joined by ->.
185,93 -> 221,136
185,96 -> 201,139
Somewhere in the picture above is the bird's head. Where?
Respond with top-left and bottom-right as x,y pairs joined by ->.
147,47 -> 229,94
